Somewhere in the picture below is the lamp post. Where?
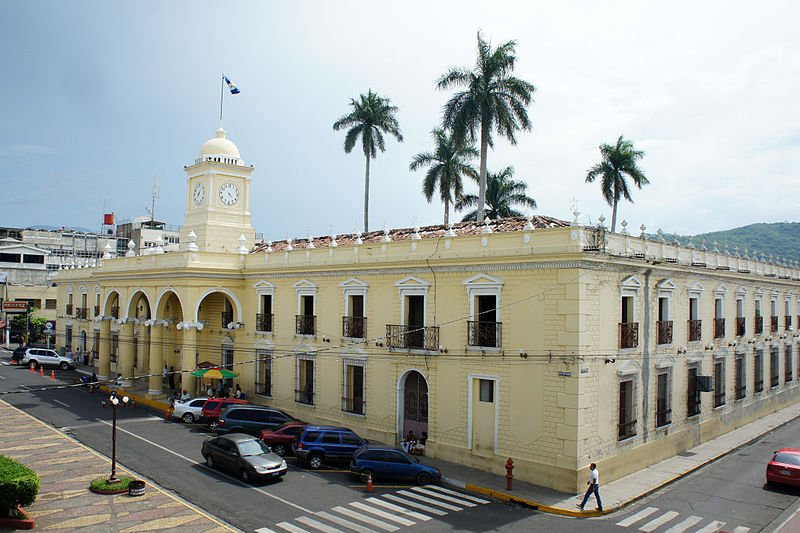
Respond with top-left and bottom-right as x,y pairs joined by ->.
102,390 -> 129,483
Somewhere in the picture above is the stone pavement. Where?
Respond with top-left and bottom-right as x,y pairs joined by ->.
0,399 -> 236,532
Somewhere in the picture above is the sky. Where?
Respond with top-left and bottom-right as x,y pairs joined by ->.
1,1 -> 799,242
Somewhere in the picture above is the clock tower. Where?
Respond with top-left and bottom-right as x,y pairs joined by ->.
181,128 -> 256,252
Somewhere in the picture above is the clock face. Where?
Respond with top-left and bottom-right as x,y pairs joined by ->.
192,183 -> 205,206
218,182 -> 239,206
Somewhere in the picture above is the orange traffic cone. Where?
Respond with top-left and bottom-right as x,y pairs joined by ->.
39,366 -> 44,377
164,408 -> 172,421
29,365 -> 34,373
51,370 -> 55,381
365,473 -> 373,493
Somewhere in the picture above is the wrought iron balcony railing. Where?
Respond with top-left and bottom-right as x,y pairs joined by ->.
221,311 -> 233,329
256,313 -> 273,332
619,322 -> 639,349
467,321 -> 502,348
342,396 -> 365,415
66,304 -> 73,315
754,316 -> 763,334
736,317 -> 746,337
770,316 -> 779,333
75,307 -> 89,320
386,324 -> 439,351
342,316 -> 367,339
656,320 -> 673,345
714,318 -> 725,339
295,388 -> 314,405
296,315 -> 316,335
688,319 -> 702,342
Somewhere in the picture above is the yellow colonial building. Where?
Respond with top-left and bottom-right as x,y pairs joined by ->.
56,128 -> 800,492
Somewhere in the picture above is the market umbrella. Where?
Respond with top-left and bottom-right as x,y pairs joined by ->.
190,367 -> 238,379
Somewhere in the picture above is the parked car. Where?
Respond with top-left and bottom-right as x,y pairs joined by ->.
172,397 -> 209,424
350,444 -> 441,485
217,405 -> 296,437
11,344 -> 52,365
201,433 -> 287,483
293,425 -> 367,469
21,348 -> 74,370
766,448 -> 800,486
260,421 -> 308,456
200,398 -> 249,431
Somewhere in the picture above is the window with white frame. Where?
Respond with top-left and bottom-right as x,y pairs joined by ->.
656,280 -> 674,346
785,344 -> 793,383
255,281 -> 275,333
687,363 -> 701,416
785,298 -> 793,331
389,276 -> 434,350
464,274 -> 504,349
754,348 -> 764,392
295,352 -> 315,405
736,297 -> 745,336
294,281 -> 318,336
771,297 -> 779,333
342,357 -> 366,415
755,296 -> 764,334
656,368 -> 671,427
713,356 -> 726,408
735,350 -> 746,400
341,279 -> 368,339
255,346 -> 273,397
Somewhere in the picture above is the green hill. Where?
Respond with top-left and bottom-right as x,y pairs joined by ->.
659,222 -> 800,265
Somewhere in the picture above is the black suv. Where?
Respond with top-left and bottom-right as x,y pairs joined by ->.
10,344 -> 48,365
293,425 -> 367,469
216,405 -> 296,436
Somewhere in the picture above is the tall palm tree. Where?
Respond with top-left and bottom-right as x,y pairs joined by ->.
455,166 -> 537,221
409,128 -> 478,225
333,89 -> 403,232
437,32 -> 536,223
585,135 -> 649,233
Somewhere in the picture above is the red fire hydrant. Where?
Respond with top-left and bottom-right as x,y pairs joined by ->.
505,458 -> 514,490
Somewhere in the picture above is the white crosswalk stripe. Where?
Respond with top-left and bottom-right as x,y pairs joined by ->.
410,486 -> 477,506
276,522 -> 310,533
348,502 -> 415,526
332,505 -> 398,532
396,489 -> 464,511
365,497 -> 431,521
382,493 -> 448,516
663,515 -> 703,533
695,521 -> 726,533
639,511 -> 679,532
617,507 -> 660,527
295,516 -> 344,533
731,528 -> 750,533
314,511 -> 375,533
255,528 -> 281,533
424,484 -> 491,504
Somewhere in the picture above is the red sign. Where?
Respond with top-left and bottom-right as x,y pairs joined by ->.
2,301 -> 29,313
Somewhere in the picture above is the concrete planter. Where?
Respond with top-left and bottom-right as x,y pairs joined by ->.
0,505 -> 36,530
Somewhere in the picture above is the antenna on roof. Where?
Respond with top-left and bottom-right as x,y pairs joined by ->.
147,176 -> 160,222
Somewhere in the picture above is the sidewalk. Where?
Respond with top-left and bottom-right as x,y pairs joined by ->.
0,399 -> 236,532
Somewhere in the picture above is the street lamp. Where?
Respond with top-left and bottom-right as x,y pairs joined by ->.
101,390 -> 130,483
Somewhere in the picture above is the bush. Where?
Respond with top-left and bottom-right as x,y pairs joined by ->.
0,455 -> 40,517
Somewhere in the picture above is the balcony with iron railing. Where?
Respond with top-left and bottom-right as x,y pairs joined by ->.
771,316 -> 779,333
736,317 -> 746,337
619,322 -> 639,349
256,313 -> 273,332
786,315 -> 793,331
66,304 -> 73,316
714,318 -> 725,339
386,324 -> 440,351
342,396 -> 365,415
467,321 -> 502,348
656,321 -> 673,345
688,320 -> 702,342
221,311 -> 233,329
75,307 -> 89,320
655,408 -> 671,428
295,388 -> 314,405
342,316 -> 367,339
94,305 -> 100,318
618,419 -> 637,440
296,315 -> 316,336
755,316 -> 763,334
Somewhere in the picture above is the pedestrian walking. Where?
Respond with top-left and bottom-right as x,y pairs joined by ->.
162,364 -> 169,388
168,366 -> 175,392
577,463 -> 603,512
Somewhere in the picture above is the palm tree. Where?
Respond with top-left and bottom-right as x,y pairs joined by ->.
455,166 -> 537,221
333,89 -> 403,232
437,32 -> 536,223
409,128 -> 479,225
585,135 -> 649,232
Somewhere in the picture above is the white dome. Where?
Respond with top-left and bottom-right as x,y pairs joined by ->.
197,128 -> 243,164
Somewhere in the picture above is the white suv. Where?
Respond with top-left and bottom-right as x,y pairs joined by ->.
22,348 -> 74,370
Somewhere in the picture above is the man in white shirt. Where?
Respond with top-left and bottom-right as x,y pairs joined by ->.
577,463 -> 603,512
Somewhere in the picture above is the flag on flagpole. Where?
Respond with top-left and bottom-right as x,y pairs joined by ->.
224,75 -> 241,95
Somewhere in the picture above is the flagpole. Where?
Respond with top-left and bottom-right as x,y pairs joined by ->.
219,74 -> 225,126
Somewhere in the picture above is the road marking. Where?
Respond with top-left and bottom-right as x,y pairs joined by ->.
255,528 -> 280,533
397,489 -> 462,511
295,516 -> 343,532
695,521 -> 726,533
732,527 -> 750,533
639,511 -> 679,532
410,486 -> 477,507
617,507 -> 659,527
314,511 -> 375,533
348,502 -> 414,526
365,497 -> 430,521
382,493 -> 447,515
663,515 -> 703,533
424,484 -> 490,504
54,399 -> 70,408
276,522 -> 310,533
332,506 -> 398,532
96,419 -> 314,514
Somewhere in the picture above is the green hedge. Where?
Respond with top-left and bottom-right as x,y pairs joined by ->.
0,455 -> 40,516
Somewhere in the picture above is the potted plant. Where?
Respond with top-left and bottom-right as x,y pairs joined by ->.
0,455 -> 39,529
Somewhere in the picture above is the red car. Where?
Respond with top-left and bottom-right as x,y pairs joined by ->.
200,398 -> 248,431
260,421 -> 308,456
766,448 -> 800,486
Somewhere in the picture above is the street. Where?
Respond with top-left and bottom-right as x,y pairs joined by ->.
2,349 -> 800,532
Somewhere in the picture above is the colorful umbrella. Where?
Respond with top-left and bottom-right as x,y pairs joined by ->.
190,367 -> 238,379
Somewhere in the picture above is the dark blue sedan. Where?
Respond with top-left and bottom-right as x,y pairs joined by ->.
350,444 -> 441,485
